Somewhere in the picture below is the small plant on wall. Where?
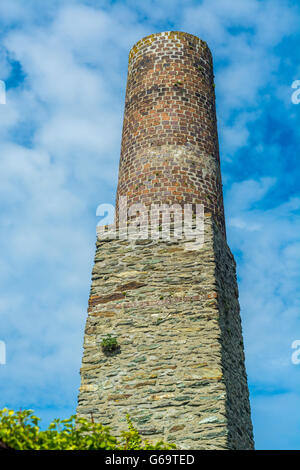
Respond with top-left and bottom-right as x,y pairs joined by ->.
101,334 -> 119,353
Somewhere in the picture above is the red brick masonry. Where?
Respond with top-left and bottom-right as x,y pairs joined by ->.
116,31 -> 226,237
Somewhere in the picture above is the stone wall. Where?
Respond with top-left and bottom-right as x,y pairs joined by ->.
77,215 -> 254,449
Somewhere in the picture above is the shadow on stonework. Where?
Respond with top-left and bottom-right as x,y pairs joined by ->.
212,222 -> 255,450
100,334 -> 121,357
102,346 -> 121,357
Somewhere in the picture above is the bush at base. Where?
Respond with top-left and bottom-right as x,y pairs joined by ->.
0,408 -> 176,450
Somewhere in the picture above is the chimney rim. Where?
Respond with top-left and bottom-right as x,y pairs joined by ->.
128,31 -> 211,63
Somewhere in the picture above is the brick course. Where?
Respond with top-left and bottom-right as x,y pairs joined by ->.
116,31 -> 225,237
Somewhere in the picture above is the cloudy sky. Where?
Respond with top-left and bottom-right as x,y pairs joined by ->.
0,0 -> 299,450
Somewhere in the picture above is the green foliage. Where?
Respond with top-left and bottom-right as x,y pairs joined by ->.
101,334 -> 119,352
119,414 -> 176,450
0,409 -> 175,450
0,409 -> 116,450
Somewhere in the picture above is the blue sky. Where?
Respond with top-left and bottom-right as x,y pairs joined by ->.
0,0 -> 299,450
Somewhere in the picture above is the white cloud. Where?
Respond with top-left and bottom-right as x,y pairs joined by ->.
226,178 -> 300,393
226,177 -> 276,212
182,0 -> 299,156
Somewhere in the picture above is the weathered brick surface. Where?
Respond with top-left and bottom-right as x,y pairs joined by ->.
77,32 -> 254,449
116,31 -> 225,237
